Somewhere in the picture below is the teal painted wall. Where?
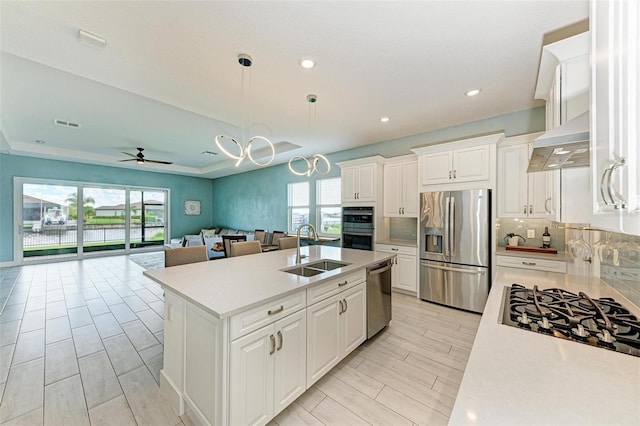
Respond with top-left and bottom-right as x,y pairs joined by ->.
212,107 -> 546,230
0,154 -> 213,262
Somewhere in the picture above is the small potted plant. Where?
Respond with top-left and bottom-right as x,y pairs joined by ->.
504,233 -> 526,246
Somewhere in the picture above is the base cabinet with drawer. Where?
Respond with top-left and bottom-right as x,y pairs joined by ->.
307,282 -> 366,386
229,309 -> 306,425
497,254 -> 567,274
375,244 -> 417,293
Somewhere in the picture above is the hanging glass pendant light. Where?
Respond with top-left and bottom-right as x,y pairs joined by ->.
288,94 -> 331,177
215,54 -> 275,167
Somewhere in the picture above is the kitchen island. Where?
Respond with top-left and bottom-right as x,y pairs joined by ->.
144,245 -> 394,426
449,267 -> 640,425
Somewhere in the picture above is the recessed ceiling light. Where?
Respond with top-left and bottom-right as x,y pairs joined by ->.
564,160 -> 575,165
78,29 -> 107,49
380,116 -> 390,123
553,148 -> 571,155
35,140 -> 45,144
299,57 -> 317,69
548,163 -> 560,168
575,148 -> 588,154
465,89 -> 482,97
202,150 -> 218,156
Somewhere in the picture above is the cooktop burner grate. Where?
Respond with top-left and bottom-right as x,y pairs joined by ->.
500,284 -> 640,358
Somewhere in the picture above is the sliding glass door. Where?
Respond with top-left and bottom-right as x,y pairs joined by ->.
16,178 -> 169,263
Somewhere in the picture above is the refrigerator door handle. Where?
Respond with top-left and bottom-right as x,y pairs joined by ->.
420,262 -> 486,275
443,196 -> 450,259
449,197 -> 455,259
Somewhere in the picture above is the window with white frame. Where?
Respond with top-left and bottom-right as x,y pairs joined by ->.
317,177 -> 341,236
287,182 -> 309,232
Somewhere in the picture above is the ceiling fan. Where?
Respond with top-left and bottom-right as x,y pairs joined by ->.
119,147 -> 173,165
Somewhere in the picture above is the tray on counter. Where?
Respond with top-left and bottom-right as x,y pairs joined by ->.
505,245 -> 558,254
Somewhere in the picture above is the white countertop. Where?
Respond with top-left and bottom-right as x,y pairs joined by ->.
495,246 -> 573,262
449,267 -> 640,426
144,246 -> 394,319
376,239 -> 418,247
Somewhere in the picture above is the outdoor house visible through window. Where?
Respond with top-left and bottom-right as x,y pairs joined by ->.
287,182 -> 309,232
317,178 -> 341,236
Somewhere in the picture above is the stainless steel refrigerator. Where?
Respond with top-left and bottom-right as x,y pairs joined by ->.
419,189 -> 491,313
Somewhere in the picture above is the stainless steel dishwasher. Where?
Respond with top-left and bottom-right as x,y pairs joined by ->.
366,259 -> 393,338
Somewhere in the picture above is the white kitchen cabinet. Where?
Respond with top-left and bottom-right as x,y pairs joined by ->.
383,157 -> 418,217
412,133 -> 502,192
375,244 -> 417,293
421,145 -> 490,186
496,254 -> 567,274
591,0 -> 640,235
229,309 -> 306,425
338,157 -> 385,203
306,282 -> 366,386
497,135 -> 556,219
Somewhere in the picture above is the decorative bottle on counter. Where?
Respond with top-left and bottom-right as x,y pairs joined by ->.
542,227 -> 551,248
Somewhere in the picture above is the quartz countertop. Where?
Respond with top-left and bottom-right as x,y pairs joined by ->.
449,267 -> 640,425
495,246 -> 573,262
375,239 -> 418,248
144,245 -> 394,319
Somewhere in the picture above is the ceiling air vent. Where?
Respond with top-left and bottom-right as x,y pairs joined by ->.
54,119 -> 81,129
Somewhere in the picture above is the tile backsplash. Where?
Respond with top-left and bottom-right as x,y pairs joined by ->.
594,230 -> 640,308
389,217 -> 417,240
496,218 -> 565,250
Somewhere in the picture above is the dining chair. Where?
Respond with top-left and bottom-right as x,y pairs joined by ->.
222,235 -> 247,258
164,245 -> 209,267
254,229 -> 267,244
230,241 -> 262,257
278,236 -> 298,250
271,231 -> 286,246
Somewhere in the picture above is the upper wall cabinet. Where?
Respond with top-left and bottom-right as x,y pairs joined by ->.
412,133 -> 502,192
591,0 -> 640,236
383,155 -> 418,217
498,134 -> 557,219
337,157 -> 384,204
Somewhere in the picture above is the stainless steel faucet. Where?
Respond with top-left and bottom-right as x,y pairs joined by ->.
295,223 -> 319,264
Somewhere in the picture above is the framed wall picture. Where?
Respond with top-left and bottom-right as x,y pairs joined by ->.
184,200 -> 201,216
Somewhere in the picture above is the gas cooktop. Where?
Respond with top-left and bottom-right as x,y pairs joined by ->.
500,284 -> 640,358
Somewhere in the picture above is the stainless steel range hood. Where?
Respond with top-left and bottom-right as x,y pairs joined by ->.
527,111 -> 589,172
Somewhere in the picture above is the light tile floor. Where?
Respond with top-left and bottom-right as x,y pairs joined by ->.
0,255 -> 480,425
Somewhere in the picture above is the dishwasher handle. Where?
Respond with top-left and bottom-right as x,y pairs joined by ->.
367,261 -> 392,276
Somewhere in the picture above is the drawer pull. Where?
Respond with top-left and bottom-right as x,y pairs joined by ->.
268,305 -> 284,315
338,280 -> 348,287
522,261 -> 537,266
391,248 -> 399,251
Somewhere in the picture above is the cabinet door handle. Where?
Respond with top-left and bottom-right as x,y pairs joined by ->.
339,300 -> 345,314
449,170 -> 452,179
276,331 -> 283,351
453,170 -> 456,179
600,166 -> 613,205
268,305 -> 284,315
343,298 -> 348,312
607,159 -> 627,209
338,280 -> 348,287
399,207 -> 402,214
529,205 -> 533,214
544,198 -> 551,214
523,205 -> 527,214
269,334 -> 276,355
402,207 -> 405,214
522,261 -> 537,266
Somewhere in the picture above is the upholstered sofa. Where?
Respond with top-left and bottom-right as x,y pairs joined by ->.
181,227 -> 256,259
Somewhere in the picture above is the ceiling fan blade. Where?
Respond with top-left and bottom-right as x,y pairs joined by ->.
145,159 -> 173,165
118,158 -> 137,162
121,152 -> 138,158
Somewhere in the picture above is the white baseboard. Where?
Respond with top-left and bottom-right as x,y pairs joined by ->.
160,370 -> 184,416
0,260 -> 18,268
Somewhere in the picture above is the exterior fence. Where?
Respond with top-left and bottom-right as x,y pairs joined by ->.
23,224 -> 165,248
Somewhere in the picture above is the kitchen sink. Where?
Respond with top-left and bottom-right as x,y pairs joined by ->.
282,259 -> 351,277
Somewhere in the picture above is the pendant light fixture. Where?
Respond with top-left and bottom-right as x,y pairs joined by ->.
288,94 -> 331,177
215,54 -> 275,167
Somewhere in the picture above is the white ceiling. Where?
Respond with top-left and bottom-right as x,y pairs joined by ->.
0,1 -> 589,179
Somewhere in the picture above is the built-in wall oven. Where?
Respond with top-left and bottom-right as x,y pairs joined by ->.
342,206 -> 374,251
